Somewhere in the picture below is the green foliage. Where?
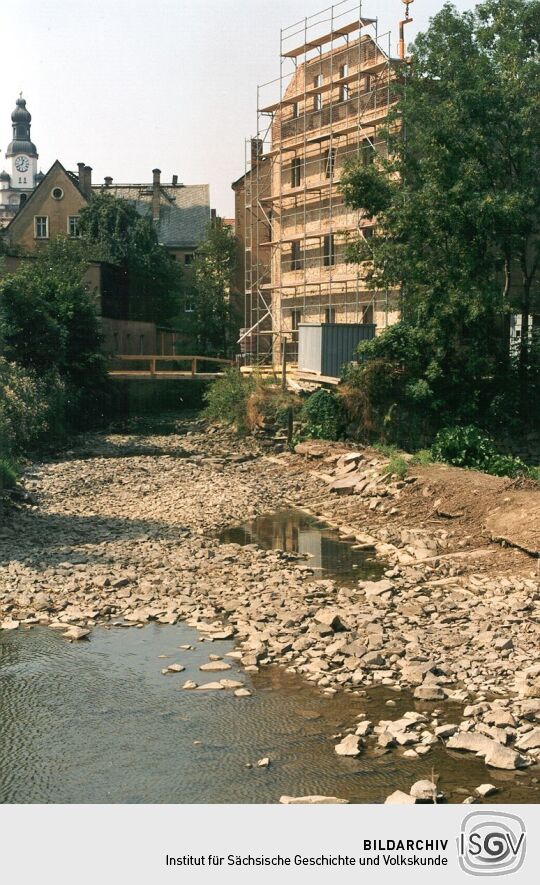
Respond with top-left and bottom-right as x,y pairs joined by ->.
383,455 -> 409,480
431,425 -> 498,468
79,193 -> 182,325
411,448 -> 433,466
0,357 -> 63,455
300,389 -> 345,441
340,0 -> 540,428
0,457 -> 18,491
183,220 -> 240,357
0,242 -> 111,439
431,424 -> 529,477
203,369 -> 255,433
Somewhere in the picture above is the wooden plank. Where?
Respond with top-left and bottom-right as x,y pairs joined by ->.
282,19 -> 376,58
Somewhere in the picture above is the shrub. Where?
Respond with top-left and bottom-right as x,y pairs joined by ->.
383,455 -> 408,480
245,383 -> 300,432
300,389 -> 345,441
411,448 -> 433,466
431,425 -> 529,478
0,458 -> 17,491
431,425 -> 497,470
203,369 -> 256,433
0,358 -> 60,454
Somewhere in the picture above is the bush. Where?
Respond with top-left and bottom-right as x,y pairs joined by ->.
300,389 -> 345,441
431,425 -> 529,478
0,358 -> 61,454
245,384 -> 300,431
431,425 -> 497,469
411,448 -> 433,466
203,369 -> 256,433
204,370 -> 301,435
0,458 -> 17,491
383,454 -> 408,480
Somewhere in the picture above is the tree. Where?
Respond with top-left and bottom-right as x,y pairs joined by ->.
0,239 -> 110,431
184,219 -> 240,357
79,193 -> 182,325
341,0 -> 540,429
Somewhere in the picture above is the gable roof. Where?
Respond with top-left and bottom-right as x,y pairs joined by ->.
2,159 -> 88,239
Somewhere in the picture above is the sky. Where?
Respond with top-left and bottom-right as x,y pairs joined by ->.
1,0 -> 477,215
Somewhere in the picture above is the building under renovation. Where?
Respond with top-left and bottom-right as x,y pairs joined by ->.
236,1 -> 406,373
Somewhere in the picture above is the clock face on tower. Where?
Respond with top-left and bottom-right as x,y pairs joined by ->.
15,156 -> 29,172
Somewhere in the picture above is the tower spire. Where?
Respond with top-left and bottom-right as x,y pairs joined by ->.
6,95 -> 38,159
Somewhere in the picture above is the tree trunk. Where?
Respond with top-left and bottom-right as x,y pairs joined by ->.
518,270 -> 531,422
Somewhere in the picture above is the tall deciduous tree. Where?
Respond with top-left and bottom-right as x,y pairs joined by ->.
184,219 -> 240,357
79,193 -> 182,325
341,0 -> 539,427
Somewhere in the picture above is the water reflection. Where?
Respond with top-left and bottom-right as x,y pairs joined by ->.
220,508 -> 384,585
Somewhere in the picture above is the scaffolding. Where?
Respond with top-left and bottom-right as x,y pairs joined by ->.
240,0 -> 401,367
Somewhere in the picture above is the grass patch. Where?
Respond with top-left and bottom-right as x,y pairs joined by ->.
411,448 -> 433,466
383,454 -> 408,480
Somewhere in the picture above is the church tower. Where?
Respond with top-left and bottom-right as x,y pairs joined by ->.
6,95 -> 38,191
0,94 -> 41,225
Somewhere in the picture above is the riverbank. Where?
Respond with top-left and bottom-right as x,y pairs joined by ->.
1,416 -> 539,799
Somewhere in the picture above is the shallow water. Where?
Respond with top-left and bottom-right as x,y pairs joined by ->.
220,508 -> 384,585
1,624 -> 538,804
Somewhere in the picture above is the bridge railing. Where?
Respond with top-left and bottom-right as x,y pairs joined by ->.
109,354 -> 234,377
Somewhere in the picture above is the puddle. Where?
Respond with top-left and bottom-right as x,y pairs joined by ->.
220,508 -> 384,585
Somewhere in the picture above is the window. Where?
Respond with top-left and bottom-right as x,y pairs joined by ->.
363,74 -> 372,94
184,253 -> 194,265
313,74 -> 323,111
339,64 -> 349,102
51,187 -> 64,200
325,148 -> 337,179
291,241 -> 301,271
291,157 -> 302,188
34,216 -> 49,239
139,334 -> 145,355
68,216 -> 80,238
185,295 -> 194,313
324,307 -> 336,323
291,308 -> 302,332
361,138 -> 375,166
291,102 -> 299,119
362,226 -> 374,240
323,234 -> 335,267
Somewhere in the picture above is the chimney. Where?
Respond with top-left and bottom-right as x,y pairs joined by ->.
251,138 -> 263,168
172,174 -> 178,187
152,168 -> 161,221
80,165 -> 92,198
104,176 -> 113,187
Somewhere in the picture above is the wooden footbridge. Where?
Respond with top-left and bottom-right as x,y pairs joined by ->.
108,354 -> 234,380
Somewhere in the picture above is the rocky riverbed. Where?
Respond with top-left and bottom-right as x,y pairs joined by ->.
1,416 -> 539,801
